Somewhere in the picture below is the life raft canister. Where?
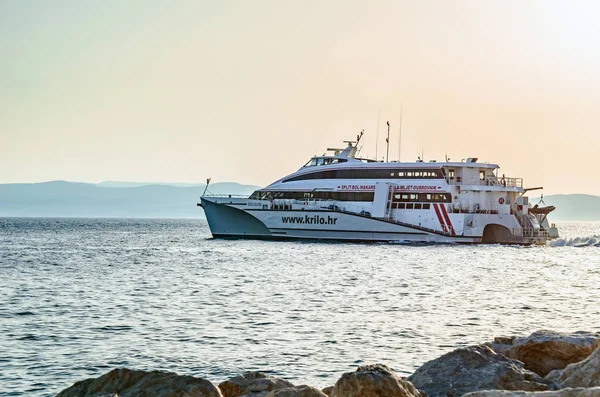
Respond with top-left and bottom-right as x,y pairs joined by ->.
498,197 -> 505,205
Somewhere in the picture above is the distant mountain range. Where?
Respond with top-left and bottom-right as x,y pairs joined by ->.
0,181 -> 259,219
0,181 -> 598,221
530,194 -> 600,222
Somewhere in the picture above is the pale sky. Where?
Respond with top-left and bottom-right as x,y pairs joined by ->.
1,0 -> 599,195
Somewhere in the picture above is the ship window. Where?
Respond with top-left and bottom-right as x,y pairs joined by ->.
390,172 -> 395,177
401,194 -> 408,200
414,203 -> 422,210
449,169 -> 455,178
406,203 -> 414,209
479,170 -> 485,180
410,194 -> 418,200
423,203 -> 431,209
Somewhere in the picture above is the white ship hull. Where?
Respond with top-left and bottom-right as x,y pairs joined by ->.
199,135 -> 558,245
200,197 -> 547,244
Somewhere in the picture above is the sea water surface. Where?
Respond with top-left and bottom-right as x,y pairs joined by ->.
1,218 -> 599,396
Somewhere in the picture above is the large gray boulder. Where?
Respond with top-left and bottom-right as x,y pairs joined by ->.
218,372 -> 294,397
267,385 -> 328,397
55,368 -> 222,397
487,331 -> 600,377
546,347 -> 600,388
407,345 -> 554,397
462,387 -> 600,397
330,364 -> 426,397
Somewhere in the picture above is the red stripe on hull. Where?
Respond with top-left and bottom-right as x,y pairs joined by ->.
433,203 -> 448,233
439,203 -> 456,235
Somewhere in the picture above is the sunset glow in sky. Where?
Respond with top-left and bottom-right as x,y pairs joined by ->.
2,1 -> 599,195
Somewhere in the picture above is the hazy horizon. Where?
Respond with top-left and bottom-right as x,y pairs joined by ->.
2,1 -> 599,195
1,179 -> 600,199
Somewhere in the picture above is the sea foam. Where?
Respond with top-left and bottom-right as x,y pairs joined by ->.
549,235 -> 600,247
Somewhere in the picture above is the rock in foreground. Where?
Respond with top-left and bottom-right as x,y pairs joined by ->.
407,345 -> 553,397
331,364 -> 426,397
56,368 -> 221,397
546,347 -> 600,388
462,386 -> 600,397
218,372 -> 294,397
488,330 -> 600,377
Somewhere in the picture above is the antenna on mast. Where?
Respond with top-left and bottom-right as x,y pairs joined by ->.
385,120 -> 390,162
202,178 -> 212,197
375,108 -> 381,161
398,105 -> 403,162
355,129 -> 364,156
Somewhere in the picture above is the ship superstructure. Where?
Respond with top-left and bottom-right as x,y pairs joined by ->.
199,134 -> 558,244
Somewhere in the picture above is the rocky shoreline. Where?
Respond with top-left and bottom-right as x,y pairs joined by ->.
56,330 -> 600,397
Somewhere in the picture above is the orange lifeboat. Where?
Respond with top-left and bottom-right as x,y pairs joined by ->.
529,205 -> 555,215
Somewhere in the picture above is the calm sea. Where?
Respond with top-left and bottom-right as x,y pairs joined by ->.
1,218 -> 599,396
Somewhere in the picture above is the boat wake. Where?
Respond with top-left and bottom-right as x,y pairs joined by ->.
548,235 -> 600,247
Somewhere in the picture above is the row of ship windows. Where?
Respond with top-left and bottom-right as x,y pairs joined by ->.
283,168 -> 443,183
392,193 -> 451,202
249,191 -> 452,203
250,191 -> 374,201
394,203 -> 433,210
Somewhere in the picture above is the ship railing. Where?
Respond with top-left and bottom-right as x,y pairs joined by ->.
512,227 -> 549,239
486,176 -> 523,188
202,194 -> 251,198
445,176 -> 522,188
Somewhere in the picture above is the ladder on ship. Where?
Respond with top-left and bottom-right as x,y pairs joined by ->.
385,184 -> 395,220
511,204 -> 549,239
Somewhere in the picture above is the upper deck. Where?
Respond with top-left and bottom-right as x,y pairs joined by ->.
251,136 -> 526,193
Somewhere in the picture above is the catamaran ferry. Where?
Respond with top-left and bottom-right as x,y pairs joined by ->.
198,134 -> 558,244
